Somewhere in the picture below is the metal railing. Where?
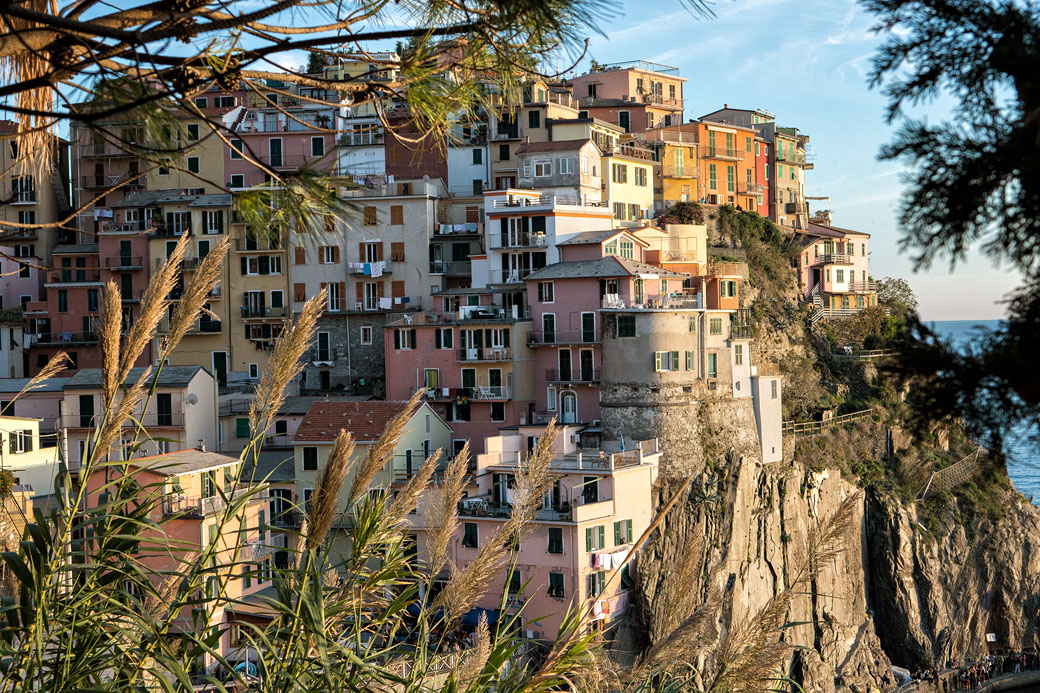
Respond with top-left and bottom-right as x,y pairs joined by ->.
234,238 -> 282,252
162,488 -> 269,518
490,194 -> 608,209
917,448 -> 983,500
545,369 -> 601,383
106,256 -> 144,269
158,318 -> 222,335
659,161 -> 698,178
31,331 -> 98,345
150,224 -> 192,238
62,411 -> 187,429
81,174 -> 146,190
847,280 -> 877,292
704,146 -> 743,161
46,269 -> 102,284
527,331 -> 599,346
241,305 -> 288,319
781,409 -> 874,438
348,260 -> 392,274
816,253 -> 850,265
428,260 -> 471,275
600,143 -> 657,161
457,347 -> 512,362
834,347 -> 897,360
487,232 -> 547,249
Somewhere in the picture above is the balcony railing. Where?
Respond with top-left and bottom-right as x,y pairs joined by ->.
348,260 -> 392,275
433,222 -> 482,237
30,332 -> 98,345
816,253 -> 851,265
81,174 -> 146,190
120,288 -> 145,301
158,318 -> 223,335
776,150 -> 807,164
46,269 -> 102,284
234,238 -> 282,252
659,161 -> 698,178
241,305 -> 288,319
106,255 -> 144,269
150,223 -> 192,238
600,143 -> 657,161
428,260 -> 471,275
545,369 -> 601,383
490,194 -> 608,209
846,280 -> 878,293
78,144 -> 140,158
640,93 -> 683,110
738,183 -> 764,195
62,412 -> 186,429
420,385 -> 511,401
457,347 -> 512,362
487,232 -> 547,249
705,147 -> 743,161
487,268 -> 534,284
527,331 -> 599,346
162,488 -> 269,518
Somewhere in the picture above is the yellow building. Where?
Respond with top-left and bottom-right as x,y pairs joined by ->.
645,130 -> 699,214
0,121 -> 70,262
602,147 -> 656,227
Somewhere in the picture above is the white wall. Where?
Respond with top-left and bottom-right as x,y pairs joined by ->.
731,339 -> 752,399
751,374 -> 783,463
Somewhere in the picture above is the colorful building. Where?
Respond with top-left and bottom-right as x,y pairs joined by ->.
568,60 -> 686,132
793,222 -> 878,314
452,425 -> 661,636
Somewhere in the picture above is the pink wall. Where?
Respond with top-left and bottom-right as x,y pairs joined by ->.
0,247 -> 42,309
796,235 -> 870,296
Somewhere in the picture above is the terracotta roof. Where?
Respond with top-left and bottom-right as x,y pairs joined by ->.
515,138 -> 595,155
294,400 -> 416,443
526,256 -> 686,281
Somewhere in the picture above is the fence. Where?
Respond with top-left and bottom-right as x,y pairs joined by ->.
834,347 -> 898,360
781,409 -> 875,438
917,448 -> 983,500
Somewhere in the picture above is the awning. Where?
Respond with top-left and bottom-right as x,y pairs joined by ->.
461,607 -> 499,627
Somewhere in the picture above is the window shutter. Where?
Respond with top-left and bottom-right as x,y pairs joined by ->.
614,521 -> 621,546
390,242 -> 405,261
363,206 -> 377,225
295,246 -> 306,264
598,525 -> 605,547
390,205 -> 404,225
585,527 -> 593,552
356,281 -> 364,302
358,242 -> 366,261
24,432 -> 31,452
391,280 -> 405,298
8,435 -> 14,454
654,352 -> 661,371
435,329 -> 442,350
375,243 -> 384,262
376,282 -> 384,299
258,255 -> 270,275
240,257 -> 247,275
293,283 -> 305,301
409,329 -> 416,349
338,282 -> 346,302
503,327 -> 510,343
324,214 -> 334,233
394,330 -> 400,350
671,351 -> 679,370
332,246 -> 340,263
320,282 -> 327,296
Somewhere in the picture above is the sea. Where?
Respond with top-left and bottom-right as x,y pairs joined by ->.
930,320 -> 1039,506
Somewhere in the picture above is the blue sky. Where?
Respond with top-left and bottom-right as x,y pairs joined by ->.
564,0 -> 1015,321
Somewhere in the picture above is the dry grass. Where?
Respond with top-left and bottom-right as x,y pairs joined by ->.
427,443 -> 470,576
386,449 -> 440,526
97,281 -> 123,410
305,429 -> 356,552
455,611 -> 490,685
249,289 -> 326,444
346,389 -> 423,507
163,238 -> 229,348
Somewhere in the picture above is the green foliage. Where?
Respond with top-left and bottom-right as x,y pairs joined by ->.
657,201 -> 705,225
0,470 -> 13,496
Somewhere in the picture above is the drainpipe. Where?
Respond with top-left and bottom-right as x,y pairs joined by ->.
344,313 -> 351,389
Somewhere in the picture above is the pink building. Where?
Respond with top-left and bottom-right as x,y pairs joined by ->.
382,293 -> 535,455
524,229 -> 688,426
0,244 -> 43,311
793,222 -> 878,313
452,425 -> 660,636
80,449 -> 274,670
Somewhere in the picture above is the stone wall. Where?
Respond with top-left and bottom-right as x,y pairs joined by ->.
300,312 -> 396,397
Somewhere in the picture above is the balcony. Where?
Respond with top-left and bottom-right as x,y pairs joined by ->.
62,411 -> 186,430
659,161 -> 698,178
640,93 -> 683,111
815,253 -> 851,265
600,143 -> 657,161
46,269 -> 102,285
776,150 -> 808,165
158,318 -> 223,335
30,331 -> 98,346
154,256 -> 203,271
785,202 -> 808,215
487,268 -> 534,284
422,385 -> 511,401
704,147 -> 743,161
491,128 -> 520,141
162,488 -> 269,519
106,255 -> 144,270
489,194 -> 608,209
846,280 -> 878,293
738,183 -> 764,196
348,260 -> 392,275
428,260 -> 471,276
78,144 -> 140,159
527,331 -> 599,346
120,289 -> 145,302
241,305 -> 288,319
81,174 -> 146,191
433,222 -> 482,237
150,223 -> 192,238
0,229 -> 37,241
234,238 -> 282,252
545,369 -> 600,384
457,347 -> 512,362
488,232 -> 547,250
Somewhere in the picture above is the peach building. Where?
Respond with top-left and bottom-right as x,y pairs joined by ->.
793,222 -> 878,313
569,60 -> 686,133
449,425 -> 661,636
80,449 -> 273,669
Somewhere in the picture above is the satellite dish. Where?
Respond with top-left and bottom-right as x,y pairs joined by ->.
186,394 -> 198,405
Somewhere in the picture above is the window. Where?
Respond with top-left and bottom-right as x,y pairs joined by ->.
424,368 -> 439,391
635,167 -> 647,186
707,353 -> 718,379
393,328 -> 417,350
203,471 -> 217,499
778,164 -> 784,179
614,519 -> 633,545
462,522 -> 478,548
709,317 -> 723,335
611,163 -> 628,184
507,569 -> 522,595
186,124 -> 199,141
310,136 -> 325,157
360,326 -> 372,345
302,447 -> 318,471
490,402 -> 505,421
434,328 -> 453,350
193,97 -> 208,108
618,110 -> 630,133
727,166 -> 734,192
709,163 -> 717,190
613,202 -> 624,220
9,430 -> 32,454
559,157 -> 575,175
548,527 -> 563,554
363,206 -> 377,225
617,315 -> 636,337
585,524 -> 605,551
249,363 -> 259,379
229,139 -> 243,159
836,269 -> 845,282
472,149 -> 482,165
534,159 -> 552,177
861,243 -> 866,255
734,344 -> 744,365
87,289 -> 99,313
321,246 -> 337,264
619,239 -> 634,259
215,96 -> 235,108
538,281 -> 554,303
528,110 -> 540,129
654,351 -> 680,372
499,144 -> 510,161
791,166 -> 796,180
57,290 -> 68,313
236,418 -> 250,438
548,571 -> 565,598
186,156 -> 199,174
230,174 -> 244,188
586,571 -> 606,598
771,379 -> 778,399
628,203 -> 639,221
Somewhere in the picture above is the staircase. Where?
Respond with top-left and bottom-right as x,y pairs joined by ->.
808,285 -> 824,326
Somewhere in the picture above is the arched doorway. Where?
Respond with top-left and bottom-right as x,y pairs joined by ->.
560,391 -> 577,424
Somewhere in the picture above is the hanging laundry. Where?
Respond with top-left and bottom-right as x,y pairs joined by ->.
378,297 -> 392,310
363,263 -> 372,276
401,296 -> 411,304
370,261 -> 383,278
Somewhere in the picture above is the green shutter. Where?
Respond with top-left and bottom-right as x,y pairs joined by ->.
598,525 -> 605,548
670,351 -> 679,371
585,527 -> 593,552
654,352 -> 661,371
614,521 -> 621,546
236,418 -> 250,438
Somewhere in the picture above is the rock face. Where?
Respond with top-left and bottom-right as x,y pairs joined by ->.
866,490 -> 1040,668
635,450 -> 893,691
